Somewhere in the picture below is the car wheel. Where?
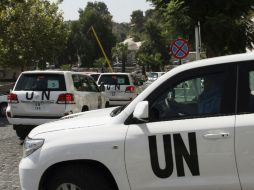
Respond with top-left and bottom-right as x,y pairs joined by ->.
47,165 -> 112,190
105,101 -> 110,108
0,103 -> 7,117
81,106 -> 89,112
14,125 -> 31,140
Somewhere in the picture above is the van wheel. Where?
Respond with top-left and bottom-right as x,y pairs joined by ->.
0,103 -> 7,117
47,165 -> 112,190
81,106 -> 89,112
105,101 -> 110,108
14,125 -> 31,140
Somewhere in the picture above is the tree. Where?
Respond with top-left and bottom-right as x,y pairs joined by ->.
74,2 -> 116,68
112,43 -> 128,72
136,10 -> 170,71
0,0 -> 68,69
130,10 -> 145,41
148,0 -> 254,57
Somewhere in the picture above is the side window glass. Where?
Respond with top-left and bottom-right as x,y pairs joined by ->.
88,78 -> 99,92
72,75 -> 81,91
248,71 -> 254,112
79,76 -> 90,91
150,72 -> 225,122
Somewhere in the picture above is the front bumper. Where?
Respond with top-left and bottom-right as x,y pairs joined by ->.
19,151 -> 44,190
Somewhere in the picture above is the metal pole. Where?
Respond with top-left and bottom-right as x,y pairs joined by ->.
195,24 -> 200,60
90,26 -> 113,72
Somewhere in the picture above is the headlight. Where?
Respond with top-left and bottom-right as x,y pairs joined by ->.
23,137 -> 44,157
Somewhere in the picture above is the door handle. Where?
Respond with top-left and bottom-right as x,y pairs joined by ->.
203,132 -> 230,139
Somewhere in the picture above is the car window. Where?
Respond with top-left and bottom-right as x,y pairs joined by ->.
98,75 -> 130,85
15,74 -> 66,91
88,78 -> 99,92
238,63 -> 254,113
149,73 -> 158,78
149,72 -> 226,122
73,75 -> 91,92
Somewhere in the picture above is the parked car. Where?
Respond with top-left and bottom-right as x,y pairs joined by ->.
20,53 -> 254,190
97,73 -> 140,106
147,71 -> 165,82
0,93 -> 7,117
6,71 -> 108,139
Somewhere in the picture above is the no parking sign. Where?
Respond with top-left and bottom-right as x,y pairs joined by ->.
170,38 -> 190,59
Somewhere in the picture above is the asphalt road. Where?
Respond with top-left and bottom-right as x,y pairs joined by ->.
0,117 -> 22,190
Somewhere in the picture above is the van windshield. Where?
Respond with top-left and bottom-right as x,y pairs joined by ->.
15,74 -> 66,91
98,75 -> 130,85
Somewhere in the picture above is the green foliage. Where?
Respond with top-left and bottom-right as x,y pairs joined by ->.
130,10 -> 145,41
67,2 -> 116,68
94,57 -> 106,68
148,0 -> 254,57
112,22 -> 130,43
60,64 -> 71,71
0,0 -> 69,69
136,10 -> 171,71
112,43 -> 128,72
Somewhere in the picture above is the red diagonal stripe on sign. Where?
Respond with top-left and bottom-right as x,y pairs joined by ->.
174,40 -> 185,57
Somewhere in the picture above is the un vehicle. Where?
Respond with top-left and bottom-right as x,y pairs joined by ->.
20,54 -> 254,190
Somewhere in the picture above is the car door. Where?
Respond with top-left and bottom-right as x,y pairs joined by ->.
235,61 -> 254,190
125,63 -> 241,190
87,77 -> 101,109
73,74 -> 98,111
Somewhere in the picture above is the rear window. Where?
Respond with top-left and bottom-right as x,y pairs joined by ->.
98,74 -> 130,85
149,72 -> 159,78
15,74 -> 66,91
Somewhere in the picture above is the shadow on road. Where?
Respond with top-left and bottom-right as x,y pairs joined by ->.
0,117 -> 9,127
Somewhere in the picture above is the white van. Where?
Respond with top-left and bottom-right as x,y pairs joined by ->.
6,71 -> 107,139
97,73 -> 140,106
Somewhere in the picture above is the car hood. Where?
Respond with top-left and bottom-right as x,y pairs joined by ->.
29,107 -> 117,137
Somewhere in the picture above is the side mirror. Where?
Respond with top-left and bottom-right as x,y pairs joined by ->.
133,101 -> 149,120
99,82 -> 105,92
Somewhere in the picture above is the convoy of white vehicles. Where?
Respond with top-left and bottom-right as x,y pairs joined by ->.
18,53 -> 254,190
6,71 -> 108,139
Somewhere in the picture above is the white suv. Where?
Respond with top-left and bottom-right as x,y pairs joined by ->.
6,70 -> 107,139
97,73 -> 140,106
19,53 -> 254,190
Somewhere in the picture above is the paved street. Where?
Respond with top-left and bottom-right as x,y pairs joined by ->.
0,117 -> 22,190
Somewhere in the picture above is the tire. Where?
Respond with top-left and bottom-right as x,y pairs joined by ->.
14,125 -> 32,140
81,106 -> 89,112
0,103 -> 7,117
47,165 -> 113,190
105,101 -> 110,108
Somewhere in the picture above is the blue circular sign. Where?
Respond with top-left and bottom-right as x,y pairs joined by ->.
171,38 -> 190,59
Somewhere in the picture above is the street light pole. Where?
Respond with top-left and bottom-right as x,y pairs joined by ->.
195,21 -> 201,60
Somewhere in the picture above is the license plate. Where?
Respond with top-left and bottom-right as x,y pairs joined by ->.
34,102 -> 41,110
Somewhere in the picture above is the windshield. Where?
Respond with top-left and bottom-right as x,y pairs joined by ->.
15,74 -> 66,91
149,73 -> 159,78
98,75 -> 130,85
110,104 -> 129,117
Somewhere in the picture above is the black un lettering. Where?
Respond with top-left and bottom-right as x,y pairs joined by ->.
148,132 -> 200,178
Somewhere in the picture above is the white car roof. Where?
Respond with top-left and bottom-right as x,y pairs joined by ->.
21,70 -> 72,74
100,72 -> 131,75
